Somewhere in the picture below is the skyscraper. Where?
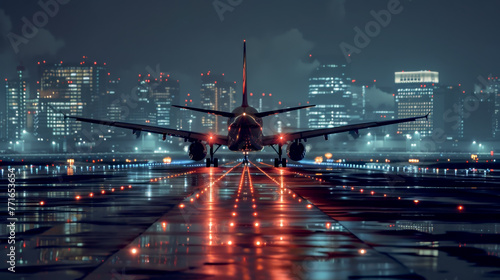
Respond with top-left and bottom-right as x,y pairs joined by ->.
150,75 -> 180,128
433,85 -> 463,140
484,76 -> 500,138
463,91 -> 494,140
249,92 -> 275,113
130,74 -> 156,126
134,73 -> 180,127
394,70 -> 439,138
307,60 -> 360,129
5,66 -> 29,140
200,72 -> 236,133
105,78 -> 123,122
178,92 -> 197,131
38,59 -> 107,147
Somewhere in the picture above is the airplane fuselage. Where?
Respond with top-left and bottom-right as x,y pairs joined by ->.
227,106 -> 264,152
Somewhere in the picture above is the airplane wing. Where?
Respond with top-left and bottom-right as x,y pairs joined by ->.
262,114 -> 429,146
66,115 -> 228,146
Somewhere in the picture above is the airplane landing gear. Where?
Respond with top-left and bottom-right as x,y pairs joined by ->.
271,144 -> 287,167
206,158 -> 218,167
243,153 -> 249,165
206,144 -> 220,167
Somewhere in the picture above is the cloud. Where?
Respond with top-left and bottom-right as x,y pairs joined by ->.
0,9 -> 64,78
248,29 -> 319,104
19,28 -> 65,57
362,85 -> 394,109
0,9 -> 64,58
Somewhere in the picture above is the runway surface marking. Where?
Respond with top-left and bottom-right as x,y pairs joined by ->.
83,163 -> 420,280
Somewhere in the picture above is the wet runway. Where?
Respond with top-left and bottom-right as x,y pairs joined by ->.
1,160 -> 499,279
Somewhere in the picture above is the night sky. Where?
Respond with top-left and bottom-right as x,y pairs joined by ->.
1,0 -> 499,104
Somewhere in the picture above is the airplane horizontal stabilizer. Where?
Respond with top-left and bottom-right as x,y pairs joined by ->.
172,105 -> 235,118
254,105 -> 315,118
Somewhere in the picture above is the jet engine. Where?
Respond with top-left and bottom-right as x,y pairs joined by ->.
286,142 -> 306,161
188,142 -> 207,161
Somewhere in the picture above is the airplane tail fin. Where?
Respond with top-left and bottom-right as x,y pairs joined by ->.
242,40 -> 248,107
254,105 -> 315,118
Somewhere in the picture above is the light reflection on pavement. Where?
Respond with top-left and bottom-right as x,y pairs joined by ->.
83,163 -> 419,280
4,160 -> 498,279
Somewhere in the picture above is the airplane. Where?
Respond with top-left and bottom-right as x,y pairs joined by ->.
61,41 -> 428,167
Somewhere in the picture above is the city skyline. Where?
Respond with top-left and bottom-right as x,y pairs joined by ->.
2,51 -> 498,154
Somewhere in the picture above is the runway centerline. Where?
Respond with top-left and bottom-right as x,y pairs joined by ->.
82,163 -> 419,280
